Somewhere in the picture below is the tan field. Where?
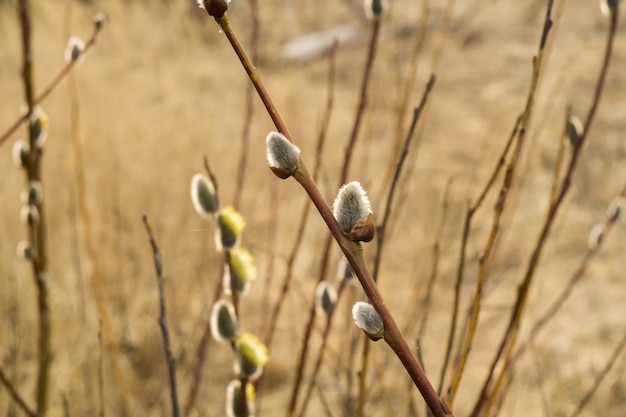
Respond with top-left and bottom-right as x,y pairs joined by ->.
0,1 -> 625,416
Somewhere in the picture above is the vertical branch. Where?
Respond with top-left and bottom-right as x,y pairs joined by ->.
471,6 -> 618,416
17,1 -> 50,414
447,1 -> 555,405
142,215 -> 181,417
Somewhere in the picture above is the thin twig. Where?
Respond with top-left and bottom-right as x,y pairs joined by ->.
205,9 -> 452,417
569,330 -> 626,417
507,186 -> 626,387
142,215 -> 181,417
0,365 -> 37,417
471,6 -> 618,416
262,41 -> 337,350
440,116 -> 520,397
289,16 -> 382,415
448,1 -> 555,406
0,15 -> 105,147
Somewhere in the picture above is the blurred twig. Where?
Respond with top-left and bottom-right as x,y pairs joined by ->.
142,215 -> 181,417
471,5 -> 619,416
569,330 -> 626,417
0,365 -> 37,417
0,14 -> 105,147
448,1 -> 556,407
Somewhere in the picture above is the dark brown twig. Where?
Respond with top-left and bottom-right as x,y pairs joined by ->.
142,215 -> 181,417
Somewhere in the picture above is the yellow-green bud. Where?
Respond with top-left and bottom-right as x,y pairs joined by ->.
225,247 -> 257,296
216,206 -> 246,251
233,332 -> 269,381
225,380 -> 255,417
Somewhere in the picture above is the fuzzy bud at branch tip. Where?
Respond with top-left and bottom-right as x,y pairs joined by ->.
197,0 -> 230,18
600,0 -> 619,16
566,115 -> 583,147
266,131 -> 301,179
333,181 -> 375,242
191,173 -> 218,217
65,36 -> 85,64
352,301 -> 384,341
364,0 -> 389,20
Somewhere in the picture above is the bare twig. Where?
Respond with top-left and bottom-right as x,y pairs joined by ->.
448,1 -> 556,406
569,330 -> 626,417
0,14 -> 105,147
0,365 -> 37,417
142,215 -> 181,417
471,5 -> 618,416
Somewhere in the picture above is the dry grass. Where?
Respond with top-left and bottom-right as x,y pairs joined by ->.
1,0 -> 625,416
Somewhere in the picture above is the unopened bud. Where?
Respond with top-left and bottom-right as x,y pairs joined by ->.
20,205 -> 40,226
265,131 -> 300,179
352,301 -> 384,341
210,299 -> 239,343
315,281 -> 337,315
225,380 -> 255,417
337,257 -> 356,283
12,140 -> 30,168
197,0 -> 230,18
16,241 -> 33,259
191,173 -> 218,217
566,115 -> 583,147
607,196 -> 625,222
225,247 -> 257,296
216,206 -> 245,251
600,0 -> 619,16
333,182 -> 375,242
21,180 -> 43,206
29,107 -> 48,147
588,223 -> 605,251
93,12 -> 107,30
364,0 -> 389,20
233,332 -> 269,381
64,36 -> 85,64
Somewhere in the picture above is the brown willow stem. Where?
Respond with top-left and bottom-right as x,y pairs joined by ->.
262,41 -> 336,350
508,186 -> 625,379
204,8 -> 452,417
215,13 -> 292,142
142,215 -> 181,417
448,1 -> 555,405
471,6 -> 618,417
17,2 -> 50,414
290,17 -> 380,415
569,330 -> 626,417
0,17 -> 104,147
440,116 -> 520,397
